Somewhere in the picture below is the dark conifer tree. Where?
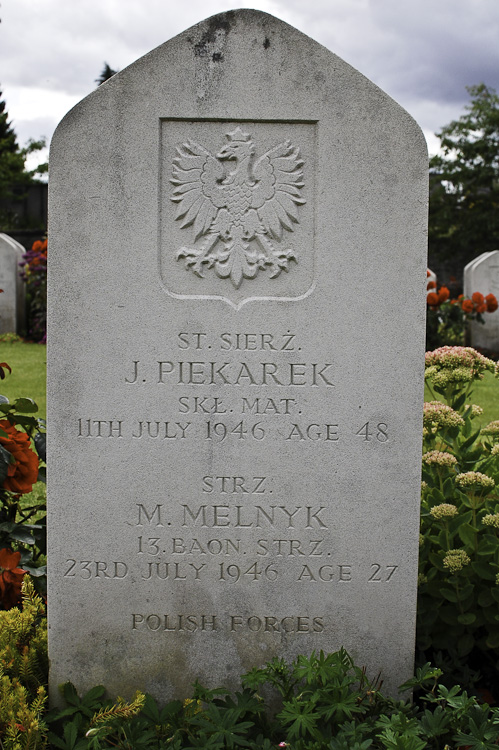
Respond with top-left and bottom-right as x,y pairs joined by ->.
95,63 -> 118,86
0,88 -> 27,199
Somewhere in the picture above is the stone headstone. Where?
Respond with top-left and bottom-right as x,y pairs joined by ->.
464,250 -> 499,350
48,10 -> 428,702
0,233 -> 25,335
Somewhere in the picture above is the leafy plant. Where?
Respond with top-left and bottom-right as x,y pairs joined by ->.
0,392 -> 46,604
19,239 -> 48,344
0,576 -> 48,749
418,346 -> 499,672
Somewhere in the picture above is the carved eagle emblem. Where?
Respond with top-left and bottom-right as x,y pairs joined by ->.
171,127 -> 306,289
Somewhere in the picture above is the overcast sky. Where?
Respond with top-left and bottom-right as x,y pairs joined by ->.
1,0 -> 499,171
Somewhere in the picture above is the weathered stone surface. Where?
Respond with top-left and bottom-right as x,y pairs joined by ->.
464,251 -> 499,350
48,10 -> 428,702
0,233 -> 25,334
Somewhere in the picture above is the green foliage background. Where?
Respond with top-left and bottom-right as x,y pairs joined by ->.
429,84 -> 499,274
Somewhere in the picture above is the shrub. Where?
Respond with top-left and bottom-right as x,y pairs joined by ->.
0,391 -> 47,606
42,649 -> 499,748
19,239 -> 47,344
418,346 -> 499,673
0,577 -> 48,749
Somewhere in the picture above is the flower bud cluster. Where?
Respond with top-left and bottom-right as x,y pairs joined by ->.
430,503 -> 458,520
466,404 -> 483,418
425,346 -> 496,375
432,367 -> 474,388
423,401 -> 464,432
423,451 -> 457,468
482,420 -> 499,437
443,549 -> 471,573
482,513 -> 499,529
455,471 -> 495,491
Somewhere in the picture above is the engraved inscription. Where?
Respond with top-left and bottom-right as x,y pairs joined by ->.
131,614 -> 324,633
171,127 -> 305,288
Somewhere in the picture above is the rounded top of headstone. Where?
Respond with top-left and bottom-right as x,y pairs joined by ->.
51,7 -> 426,158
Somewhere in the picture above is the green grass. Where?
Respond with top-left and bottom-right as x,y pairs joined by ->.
425,370 -> 499,428
0,340 -> 46,420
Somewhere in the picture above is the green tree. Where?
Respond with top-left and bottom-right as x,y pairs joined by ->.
429,83 -> 499,272
95,62 -> 118,86
0,88 -> 47,228
0,87 -> 29,200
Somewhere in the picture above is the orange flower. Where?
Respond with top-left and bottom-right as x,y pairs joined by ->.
426,270 -> 431,277
0,362 -> 11,380
0,548 -> 26,609
472,292 -> 485,305
427,292 -> 439,307
486,294 -> 498,313
0,420 -> 39,495
462,299 -> 474,313
437,286 -> 450,304
427,280 -> 437,290
475,302 -> 487,314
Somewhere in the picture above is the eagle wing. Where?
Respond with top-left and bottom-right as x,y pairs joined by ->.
251,140 -> 305,240
171,141 -> 227,241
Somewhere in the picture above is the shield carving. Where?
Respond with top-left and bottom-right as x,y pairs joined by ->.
159,119 -> 316,309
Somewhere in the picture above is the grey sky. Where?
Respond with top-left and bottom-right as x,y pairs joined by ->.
1,0 -> 498,168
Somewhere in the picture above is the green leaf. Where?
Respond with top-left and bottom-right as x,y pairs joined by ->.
13,397 -> 38,413
429,552 -> 444,570
22,564 -> 47,577
471,560 -> 497,580
476,537 -> 498,555
439,606 -> 462,626
34,431 -> 46,461
457,612 -> 476,625
440,587 -> 459,603
457,633 -> 474,656
459,582 -> 474,600
478,589 -> 495,607
0,443 -> 12,484
458,523 -> 476,547
9,525 -> 35,544
459,428 -> 482,451
485,631 -> 499,649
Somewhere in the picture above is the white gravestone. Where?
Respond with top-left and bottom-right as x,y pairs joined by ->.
464,250 -> 499,350
0,233 -> 25,334
48,10 -> 428,702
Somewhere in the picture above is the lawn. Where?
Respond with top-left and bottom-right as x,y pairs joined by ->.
424,369 -> 499,428
0,340 -> 47,420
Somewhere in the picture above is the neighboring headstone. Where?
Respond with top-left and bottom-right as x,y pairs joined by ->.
464,250 -> 499,350
0,233 -> 25,335
48,10 -> 428,702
